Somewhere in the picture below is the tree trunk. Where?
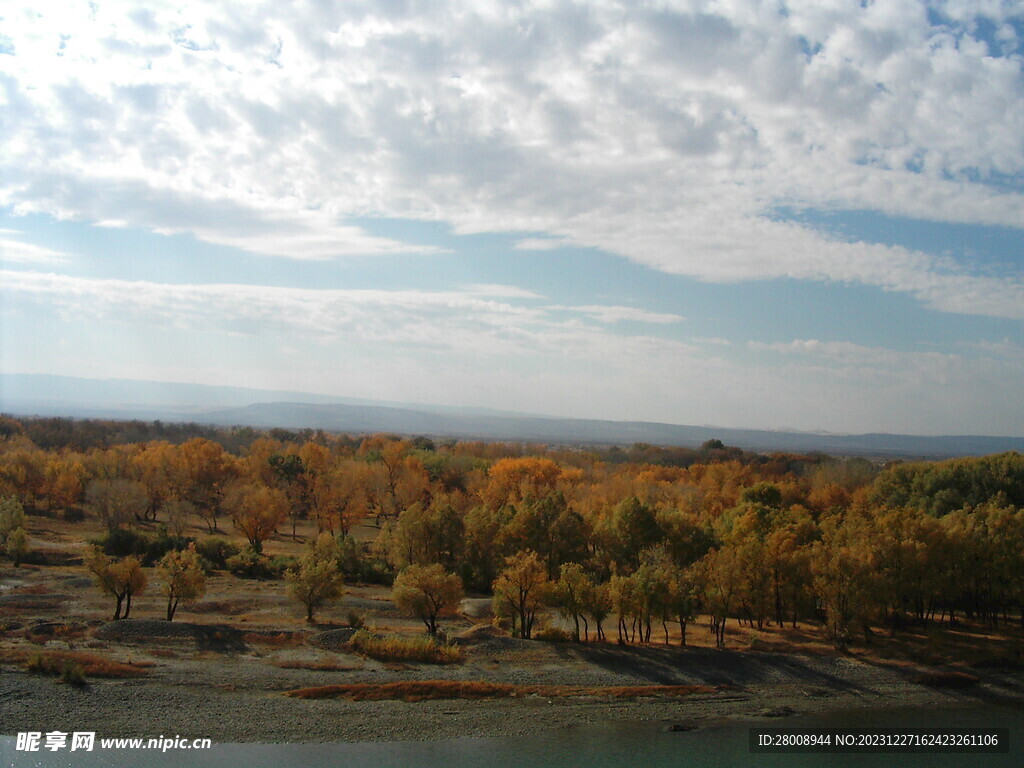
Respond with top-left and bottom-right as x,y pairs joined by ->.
167,597 -> 179,622
113,594 -> 124,621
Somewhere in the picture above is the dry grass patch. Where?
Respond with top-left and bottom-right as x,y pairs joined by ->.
270,659 -> 360,671
7,649 -> 154,679
14,584 -> 51,595
190,600 -> 258,616
285,680 -> 718,702
347,630 -> 462,664
242,632 -> 305,647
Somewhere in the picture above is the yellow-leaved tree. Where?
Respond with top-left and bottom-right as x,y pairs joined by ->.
392,563 -> 464,634
84,546 -> 147,620
157,544 -> 206,621
492,550 -> 549,639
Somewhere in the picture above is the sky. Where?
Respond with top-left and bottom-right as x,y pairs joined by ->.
0,0 -> 1022,436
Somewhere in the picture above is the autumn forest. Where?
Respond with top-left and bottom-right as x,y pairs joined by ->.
1,415 -> 1023,657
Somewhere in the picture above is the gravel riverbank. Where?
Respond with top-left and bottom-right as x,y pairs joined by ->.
3,636 -> 1021,744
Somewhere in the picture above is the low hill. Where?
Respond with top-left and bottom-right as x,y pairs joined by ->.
3,373 -> 1022,458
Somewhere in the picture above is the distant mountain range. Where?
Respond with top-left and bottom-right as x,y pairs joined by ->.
2,373 -> 1022,458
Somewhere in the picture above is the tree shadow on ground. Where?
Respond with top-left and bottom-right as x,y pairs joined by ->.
556,641 -> 876,696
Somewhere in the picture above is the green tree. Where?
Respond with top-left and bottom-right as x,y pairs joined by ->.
549,562 -> 593,641
0,496 -> 28,561
611,496 -> 662,570
582,580 -> 612,642
696,546 -> 742,649
508,493 -> 589,580
610,572 -> 641,644
810,513 -> 878,650
286,533 -> 346,623
5,526 -> 29,566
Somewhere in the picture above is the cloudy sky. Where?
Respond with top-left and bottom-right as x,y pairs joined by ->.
1,0 -> 1022,435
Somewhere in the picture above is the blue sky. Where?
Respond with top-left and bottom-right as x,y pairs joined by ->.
1,1 -> 1022,435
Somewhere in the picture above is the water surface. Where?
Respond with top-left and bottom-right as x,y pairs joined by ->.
4,703 -> 1021,768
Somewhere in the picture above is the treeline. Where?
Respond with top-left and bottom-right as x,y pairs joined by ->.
0,414 -> 1021,649
872,452 -> 1024,515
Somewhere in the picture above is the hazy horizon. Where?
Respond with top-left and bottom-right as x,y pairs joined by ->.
5,373 -> 1024,461
1,2 -> 1022,435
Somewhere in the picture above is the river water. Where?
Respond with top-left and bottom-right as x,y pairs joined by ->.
3,702 -> 1022,768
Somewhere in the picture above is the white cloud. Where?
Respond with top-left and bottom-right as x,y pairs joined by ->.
748,338 -> 957,369
0,235 -> 70,264
5,270 -> 1022,434
461,283 -> 544,299
0,1 -> 1021,314
547,304 -> 685,324
0,269 -> 677,357
514,238 -> 566,251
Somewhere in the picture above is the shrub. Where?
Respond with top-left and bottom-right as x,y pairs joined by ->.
534,626 -> 572,643
194,537 -> 240,571
336,537 -> 394,585
92,529 -> 192,565
92,528 -> 150,558
360,558 -> 395,586
19,549 -> 49,566
62,508 -> 86,523
144,533 -> 193,565
61,663 -> 87,686
27,652 -> 56,674
347,630 -> 462,664
269,554 -> 298,575
346,610 -> 365,629
226,548 -> 277,579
